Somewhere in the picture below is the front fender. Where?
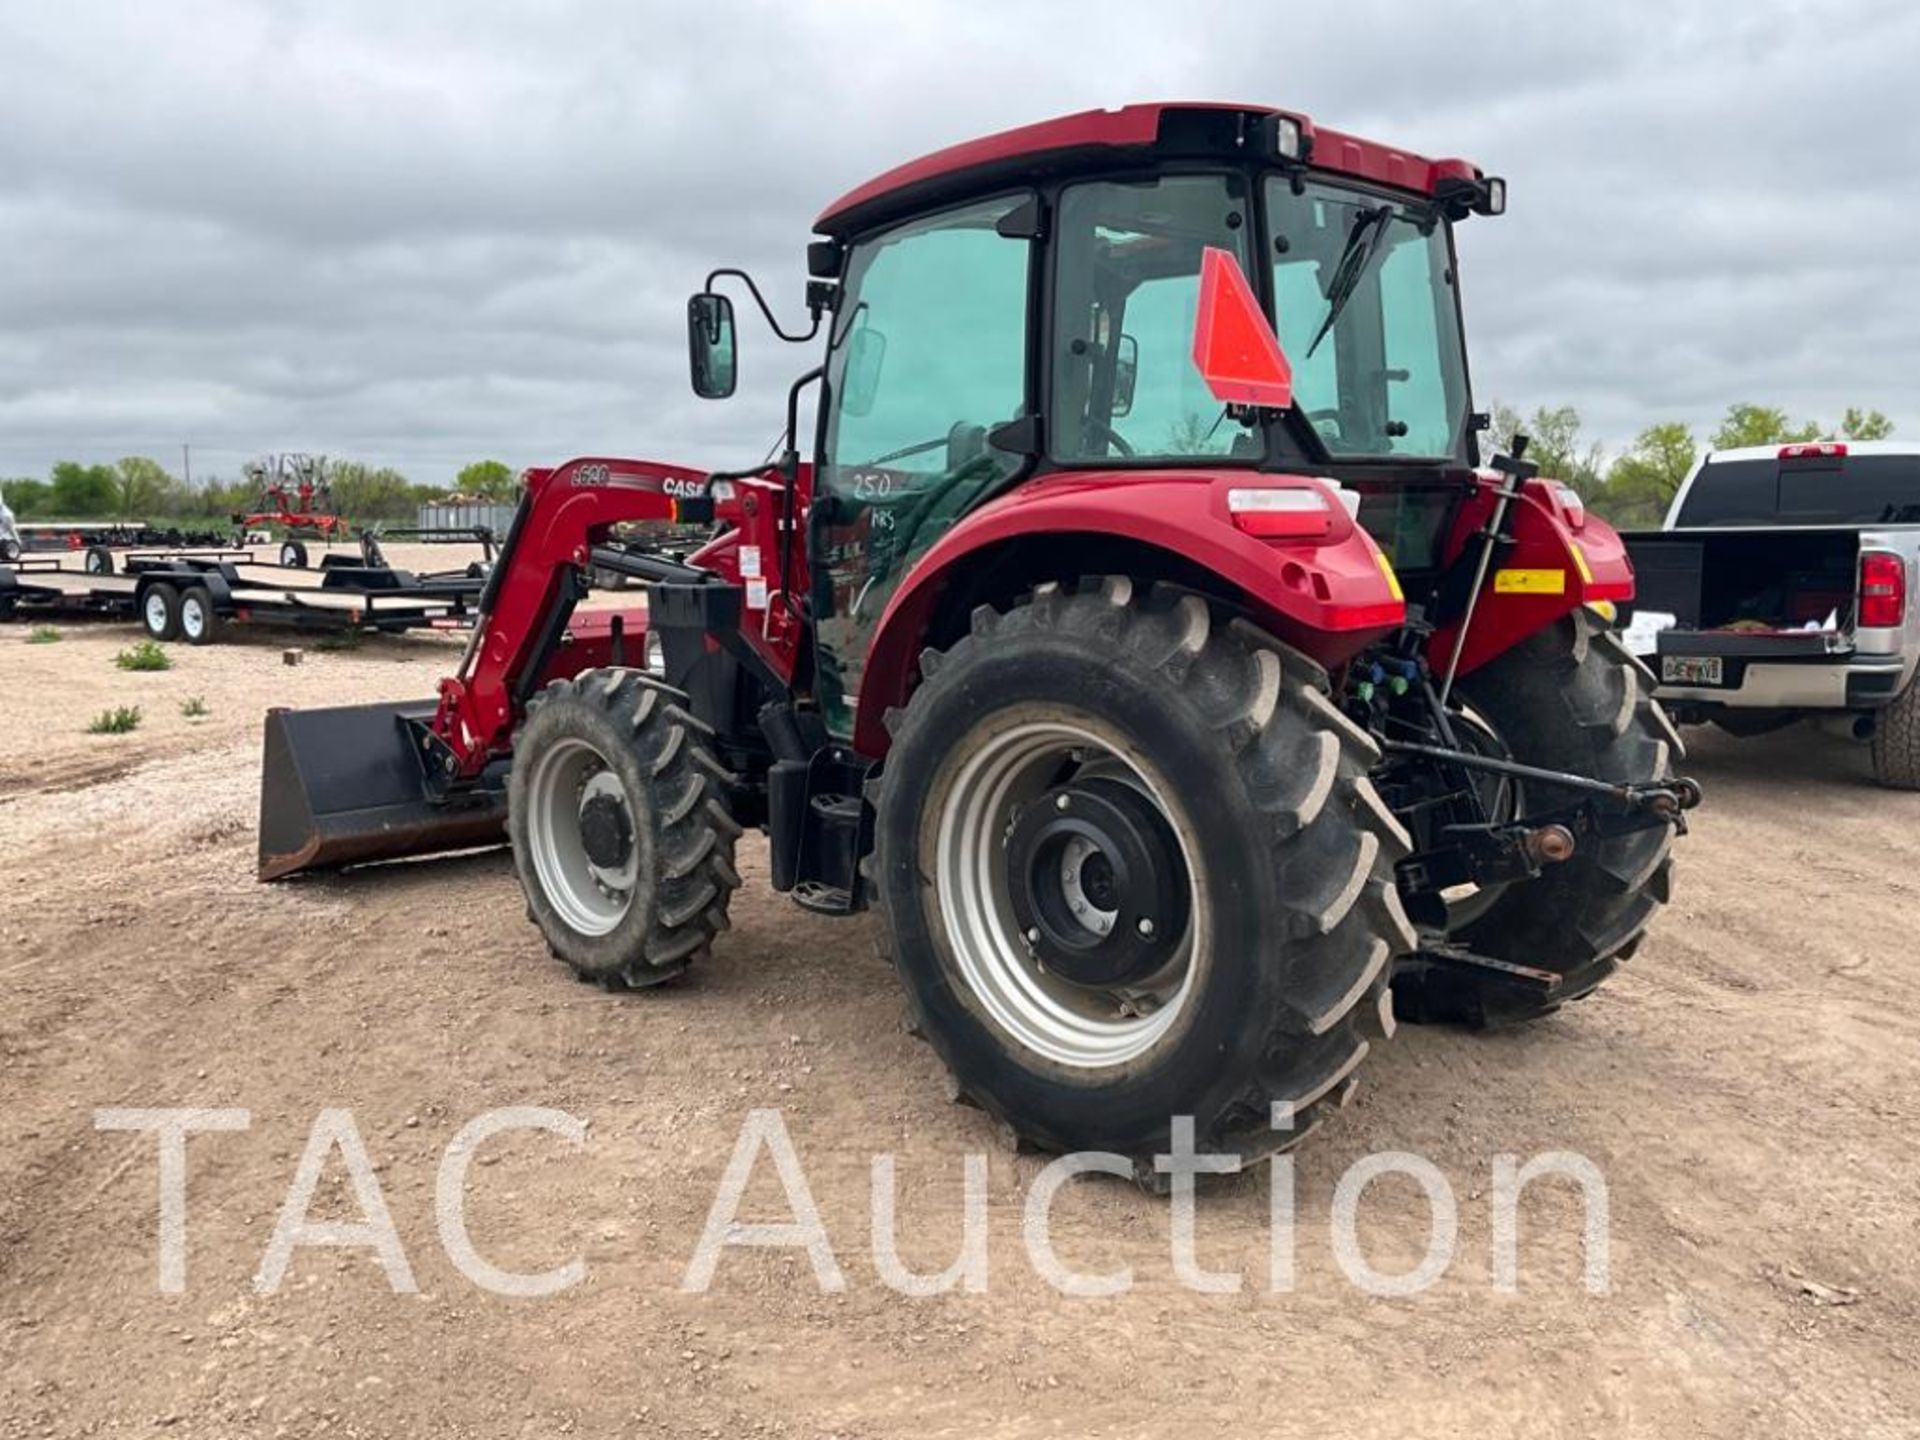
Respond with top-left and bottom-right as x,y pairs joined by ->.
853,469 -> 1405,756
1429,476 -> 1636,679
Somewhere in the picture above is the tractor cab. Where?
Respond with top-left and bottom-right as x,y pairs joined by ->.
689,103 -> 1505,724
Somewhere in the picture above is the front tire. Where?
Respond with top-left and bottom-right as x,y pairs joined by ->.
872,580 -> 1414,1171
141,583 -> 180,642
1397,610 -> 1679,1026
508,669 -> 741,988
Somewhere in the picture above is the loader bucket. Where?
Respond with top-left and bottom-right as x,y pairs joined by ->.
258,700 -> 509,880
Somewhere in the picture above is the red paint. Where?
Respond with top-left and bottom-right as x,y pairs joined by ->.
429,456 -> 808,777
816,102 -> 1484,234
1192,248 -> 1294,409
851,470 -> 1404,755
1428,475 -> 1637,679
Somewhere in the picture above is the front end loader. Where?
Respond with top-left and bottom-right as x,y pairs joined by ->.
259,103 -> 1697,1173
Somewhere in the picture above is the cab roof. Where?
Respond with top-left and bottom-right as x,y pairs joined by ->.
815,101 -> 1483,238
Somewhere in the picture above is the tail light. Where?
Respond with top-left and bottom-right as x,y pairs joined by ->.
1551,482 -> 1587,531
1860,552 -> 1906,629
1780,442 -> 1847,460
1226,486 -> 1333,539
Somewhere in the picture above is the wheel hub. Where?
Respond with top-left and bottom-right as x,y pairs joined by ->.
1005,776 -> 1190,988
578,790 -> 632,870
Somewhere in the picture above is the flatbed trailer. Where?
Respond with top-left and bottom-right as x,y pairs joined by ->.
0,546 -> 488,645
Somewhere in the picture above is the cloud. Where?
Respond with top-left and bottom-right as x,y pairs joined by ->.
0,0 -> 1911,482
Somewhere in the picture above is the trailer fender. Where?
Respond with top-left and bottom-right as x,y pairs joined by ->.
1428,476 -> 1635,680
852,469 -> 1405,756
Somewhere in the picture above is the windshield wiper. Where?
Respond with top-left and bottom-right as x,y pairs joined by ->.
1304,205 -> 1393,359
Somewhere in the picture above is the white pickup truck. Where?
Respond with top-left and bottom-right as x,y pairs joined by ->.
1622,441 -> 1920,788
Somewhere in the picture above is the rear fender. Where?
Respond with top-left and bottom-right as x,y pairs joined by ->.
1429,476 -> 1635,679
852,469 -> 1405,756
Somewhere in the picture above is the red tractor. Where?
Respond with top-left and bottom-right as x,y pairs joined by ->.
260,103 -> 1695,1172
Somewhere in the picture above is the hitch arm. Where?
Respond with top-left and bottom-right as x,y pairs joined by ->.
1380,738 -> 1703,818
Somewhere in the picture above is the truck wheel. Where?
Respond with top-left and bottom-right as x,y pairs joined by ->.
141,583 -> 181,642
280,540 -> 308,569
871,579 -> 1414,1172
178,585 -> 220,646
1871,678 -> 1920,789
85,545 -> 115,576
1400,609 -> 1679,1026
509,669 -> 741,988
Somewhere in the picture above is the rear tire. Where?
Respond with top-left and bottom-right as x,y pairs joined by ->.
871,579 -> 1414,1172
508,669 -> 741,988
1871,678 -> 1920,789
1398,610 -> 1679,1026
280,540 -> 308,569
85,545 -> 114,576
178,585 -> 220,646
141,583 -> 181,642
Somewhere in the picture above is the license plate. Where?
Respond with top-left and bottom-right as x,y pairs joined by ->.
1662,654 -> 1724,686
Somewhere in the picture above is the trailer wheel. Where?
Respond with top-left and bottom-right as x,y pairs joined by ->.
177,585 -> 221,646
280,540 -> 308,569
871,580 -> 1413,1173
1871,678 -> 1920,789
85,545 -> 114,576
508,669 -> 741,988
141,583 -> 181,642
0,538 -> 20,564
1398,609 -> 1679,1026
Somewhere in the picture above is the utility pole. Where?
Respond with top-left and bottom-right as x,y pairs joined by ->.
182,442 -> 192,489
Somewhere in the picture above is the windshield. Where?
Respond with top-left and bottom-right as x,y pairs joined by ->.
1265,177 -> 1469,460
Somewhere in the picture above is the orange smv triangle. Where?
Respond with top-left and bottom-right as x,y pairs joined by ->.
1190,246 -> 1294,409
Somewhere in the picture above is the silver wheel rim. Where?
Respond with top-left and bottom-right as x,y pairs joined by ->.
281,545 -> 297,566
525,736 -> 639,937
144,592 -> 169,634
933,718 -> 1201,1070
180,596 -> 205,640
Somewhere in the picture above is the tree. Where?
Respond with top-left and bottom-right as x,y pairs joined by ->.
1599,422 -> 1697,529
1483,402 -> 1605,496
2,478 -> 50,517
113,455 -> 178,517
1711,403 -> 1821,450
326,460 -> 418,521
453,459 -> 518,500
48,461 -> 118,517
1840,407 -> 1893,441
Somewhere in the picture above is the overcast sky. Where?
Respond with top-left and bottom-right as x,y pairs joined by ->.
1,0 -> 1913,485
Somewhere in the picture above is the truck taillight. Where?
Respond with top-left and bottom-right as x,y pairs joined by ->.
1860,552 -> 1906,629
1780,442 -> 1847,459
1226,486 -> 1333,539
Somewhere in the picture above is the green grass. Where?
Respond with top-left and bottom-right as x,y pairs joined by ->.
26,625 -> 60,644
115,640 -> 172,671
87,705 -> 143,735
180,695 -> 209,719
315,627 -> 365,652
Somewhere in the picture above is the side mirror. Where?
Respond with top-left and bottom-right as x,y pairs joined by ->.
687,293 -> 737,399
840,325 -> 887,418
1110,334 -> 1139,419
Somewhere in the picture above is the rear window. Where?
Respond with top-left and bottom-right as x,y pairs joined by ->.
1676,455 -> 1920,527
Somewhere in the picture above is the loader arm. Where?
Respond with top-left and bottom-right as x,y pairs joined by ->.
427,457 -> 727,778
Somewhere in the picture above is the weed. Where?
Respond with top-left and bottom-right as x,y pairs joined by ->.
87,705 -> 143,735
27,625 -> 60,644
181,695 -> 209,719
115,640 -> 172,671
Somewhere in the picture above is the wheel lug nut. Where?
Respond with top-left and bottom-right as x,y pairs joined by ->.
1137,917 -> 1155,937
1054,794 -> 1070,811
1025,927 -> 1041,944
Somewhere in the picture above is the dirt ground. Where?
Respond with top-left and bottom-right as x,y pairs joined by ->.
3,558 -> 1918,1438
